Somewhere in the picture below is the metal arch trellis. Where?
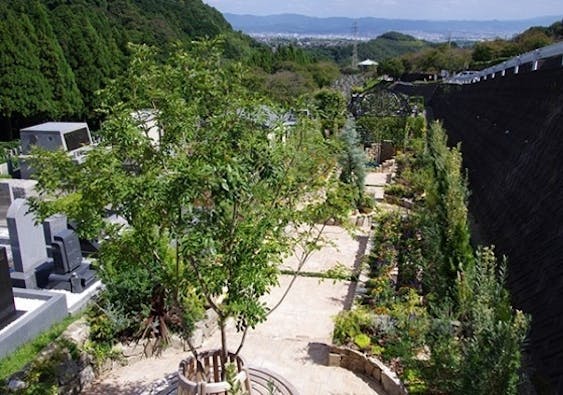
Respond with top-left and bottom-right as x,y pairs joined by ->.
349,85 -> 412,118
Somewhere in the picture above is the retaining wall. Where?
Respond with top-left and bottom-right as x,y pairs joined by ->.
327,345 -> 407,395
427,68 -> 563,392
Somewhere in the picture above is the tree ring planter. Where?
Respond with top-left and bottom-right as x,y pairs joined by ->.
177,349 -> 252,395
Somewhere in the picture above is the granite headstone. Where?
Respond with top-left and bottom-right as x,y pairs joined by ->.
43,214 -> 68,248
52,229 -> 82,275
0,247 -> 16,324
7,199 -> 48,273
0,183 -> 12,227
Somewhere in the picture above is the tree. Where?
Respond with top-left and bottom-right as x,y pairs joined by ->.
423,122 -> 474,298
379,57 -> 405,79
0,4 -> 52,120
25,0 -> 83,118
50,4 -> 124,117
265,70 -> 316,104
29,39 -> 345,375
338,119 -> 366,206
307,61 -> 340,88
311,88 -> 347,137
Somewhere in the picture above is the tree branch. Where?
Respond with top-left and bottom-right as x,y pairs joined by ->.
187,255 -> 224,319
267,220 -> 328,316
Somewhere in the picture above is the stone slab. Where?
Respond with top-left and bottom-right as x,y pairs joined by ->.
0,247 -> 16,324
0,182 -> 12,227
52,228 -> 82,274
7,199 -> 48,274
43,214 -> 67,245
364,172 -> 390,186
0,288 -> 67,358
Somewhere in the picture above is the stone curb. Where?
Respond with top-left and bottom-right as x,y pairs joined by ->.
327,345 -> 408,395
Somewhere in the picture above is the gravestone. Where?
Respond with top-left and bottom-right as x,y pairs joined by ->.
43,214 -> 68,255
0,184 -> 11,227
19,122 -> 93,179
7,199 -> 50,288
0,180 -> 37,228
52,229 -> 82,274
0,247 -> 16,324
380,140 -> 396,163
48,228 -> 96,293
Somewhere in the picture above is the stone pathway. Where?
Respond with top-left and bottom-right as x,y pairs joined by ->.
85,225 -> 386,394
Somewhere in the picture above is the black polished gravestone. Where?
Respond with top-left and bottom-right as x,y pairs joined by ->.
48,229 -> 96,293
0,247 -> 16,325
52,229 -> 82,274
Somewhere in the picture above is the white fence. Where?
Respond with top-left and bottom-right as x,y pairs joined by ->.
447,41 -> 563,84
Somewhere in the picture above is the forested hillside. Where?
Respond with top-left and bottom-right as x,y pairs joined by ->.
377,19 -> 562,76
0,0 -> 233,139
308,32 -> 431,66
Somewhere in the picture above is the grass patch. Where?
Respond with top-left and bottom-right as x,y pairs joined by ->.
280,269 -> 357,282
0,313 -> 80,381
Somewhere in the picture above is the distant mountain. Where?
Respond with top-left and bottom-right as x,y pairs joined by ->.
224,13 -> 562,41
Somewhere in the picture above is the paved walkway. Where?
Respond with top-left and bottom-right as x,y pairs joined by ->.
85,224 -> 386,394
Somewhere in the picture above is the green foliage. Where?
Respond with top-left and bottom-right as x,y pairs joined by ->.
310,89 -> 347,136
469,20 -> 559,68
356,116 -> 406,146
306,61 -> 340,88
30,40 -> 344,363
425,310 -> 463,392
225,362 -> 249,395
335,121 -> 529,393
405,45 -> 472,73
337,120 -> 367,206
405,114 -> 426,139
259,56 -> 342,104
0,2 -> 53,119
265,70 -> 316,104
0,337 -> 81,395
49,2 -> 124,117
0,0 -> 234,137
318,32 -> 430,66
423,122 -> 474,299
378,58 -> 405,78
455,248 -> 529,394
357,192 -> 375,214
0,140 -> 19,163
333,308 -> 372,345
353,333 -> 371,350
384,183 -> 412,199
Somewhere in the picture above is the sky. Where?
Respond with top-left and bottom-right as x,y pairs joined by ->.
202,0 -> 563,21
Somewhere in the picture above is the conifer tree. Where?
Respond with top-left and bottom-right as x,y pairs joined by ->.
25,0 -> 83,118
0,4 -> 52,120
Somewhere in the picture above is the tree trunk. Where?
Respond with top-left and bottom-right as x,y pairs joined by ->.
220,317 -> 227,379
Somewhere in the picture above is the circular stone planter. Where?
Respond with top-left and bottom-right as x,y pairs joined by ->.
177,349 -> 252,395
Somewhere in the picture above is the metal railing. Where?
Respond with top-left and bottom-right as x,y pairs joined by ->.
447,41 -> 563,84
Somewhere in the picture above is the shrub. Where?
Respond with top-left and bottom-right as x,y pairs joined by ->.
351,122 -> 529,393
333,308 -> 372,345
353,333 -> 371,350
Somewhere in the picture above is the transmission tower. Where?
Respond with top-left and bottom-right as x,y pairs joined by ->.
352,21 -> 359,69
